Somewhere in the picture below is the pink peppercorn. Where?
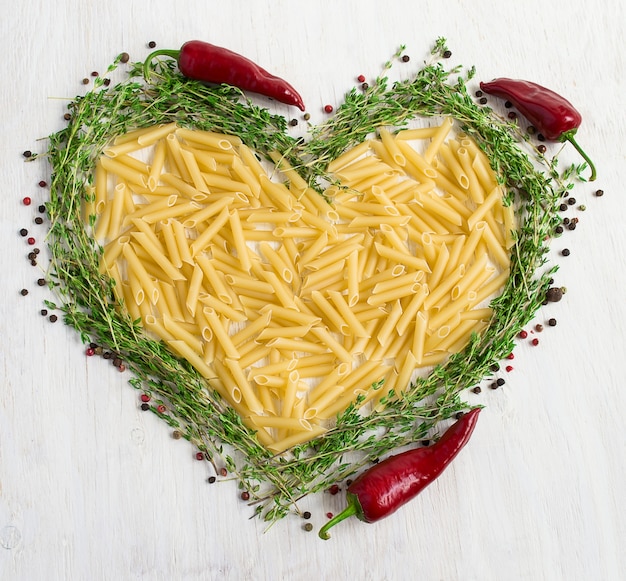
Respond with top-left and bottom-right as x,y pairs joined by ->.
27,237 -> 36,245
506,365 -> 514,372
195,452 -> 204,461
506,353 -> 515,360
324,104 -> 333,113
23,196 -> 32,206
140,394 -> 150,403
531,338 -> 539,346
518,330 -> 528,339
157,404 -> 166,413
357,74 -> 366,83
85,347 -> 95,356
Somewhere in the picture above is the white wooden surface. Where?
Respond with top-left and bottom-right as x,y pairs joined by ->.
1,1 -> 625,579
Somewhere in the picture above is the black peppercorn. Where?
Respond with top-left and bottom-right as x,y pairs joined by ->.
548,318 -> 557,327
472,386 -> 481,394
561,248 -> 570,256
140,403 -> 150,411
303,511 -> 312,520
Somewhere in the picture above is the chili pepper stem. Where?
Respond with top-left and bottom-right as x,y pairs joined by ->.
318,503 -> 358,540
560,130 -> 597,181
143,49 -> 182,82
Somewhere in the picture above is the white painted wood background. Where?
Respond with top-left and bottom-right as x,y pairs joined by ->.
1,1 -> 624,579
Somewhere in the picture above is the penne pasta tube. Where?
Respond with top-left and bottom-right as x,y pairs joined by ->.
99,156 -> 147,188
327,140 -> 371,173
423,117 -> 454,163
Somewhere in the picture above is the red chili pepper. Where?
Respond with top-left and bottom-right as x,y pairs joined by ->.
479,78 -> 596,181
143,40 -> 305,111
318,408 -> 481,539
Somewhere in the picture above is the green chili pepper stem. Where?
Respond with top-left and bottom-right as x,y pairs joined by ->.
142,49 -> 182,82
318,501 -> 359,540
560,129 -> 597,182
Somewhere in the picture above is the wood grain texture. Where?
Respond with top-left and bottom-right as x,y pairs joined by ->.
1,1 -> 624,579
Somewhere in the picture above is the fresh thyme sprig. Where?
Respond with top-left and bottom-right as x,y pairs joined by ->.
36,40 -> 584,523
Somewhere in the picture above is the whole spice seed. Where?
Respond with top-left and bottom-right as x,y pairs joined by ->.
303,511 -> 312,520
23,196 -> 32,206
561,248 -> 570,256
196,452 -> 204,461
505,365 -> 514,372
472,386 -> 481,394
546,287 -> 564,302
140,403 -> 150,411
548,318 -> 557,326
20,288 -> 28,296
19,228 -> 28,236
594,189 -> 604,197
303,523 -> 314,532
172,430 -> 182,439
40,309 -> 47,316
208,476 -> 217,484
48,314 -> 57,323
34,217 -> 44,225
240,491 -> 250,501
324,104 -> 334,113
